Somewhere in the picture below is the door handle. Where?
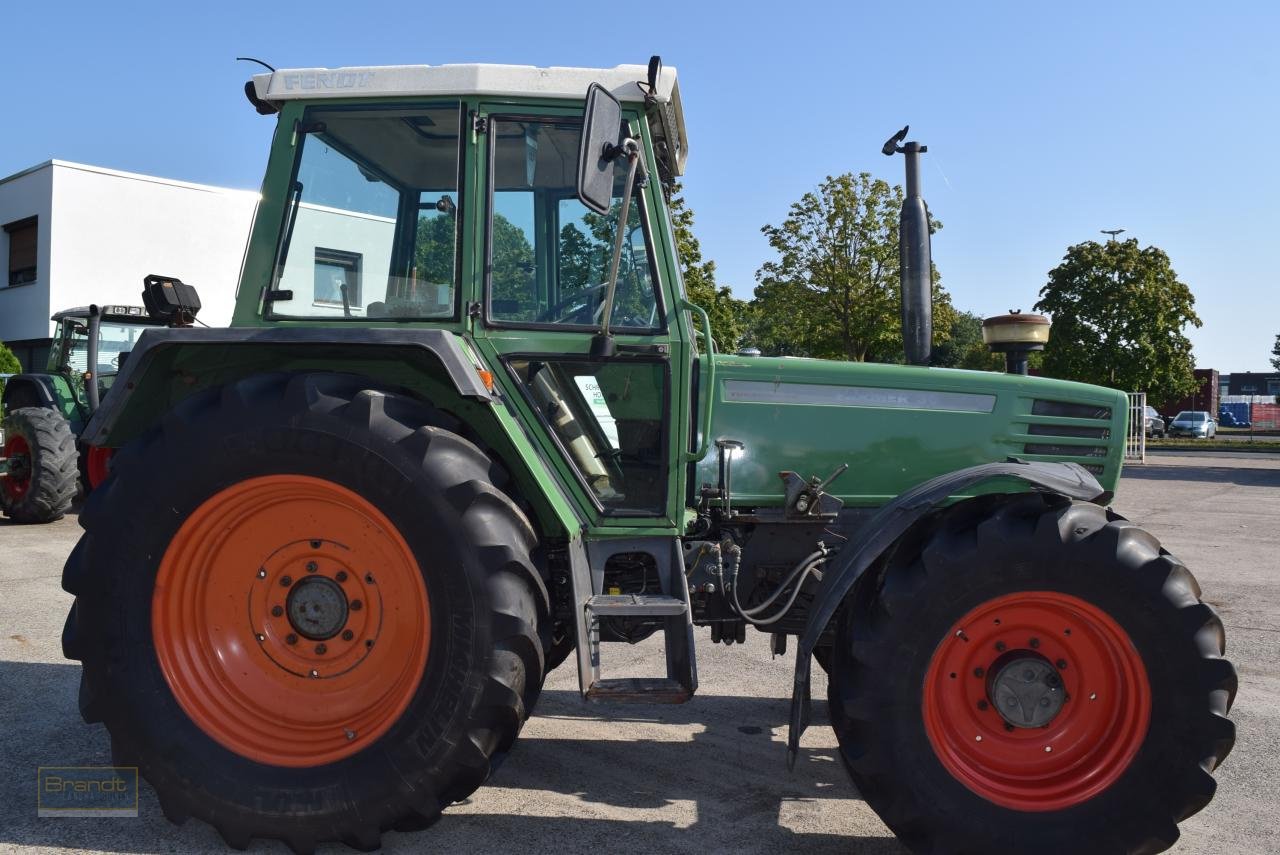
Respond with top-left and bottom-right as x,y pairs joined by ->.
680,298 -> 715,463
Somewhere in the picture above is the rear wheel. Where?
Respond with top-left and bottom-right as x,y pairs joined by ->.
62,373 -> 548,852
1,406 -> 77,523
828,493 -> 1236,855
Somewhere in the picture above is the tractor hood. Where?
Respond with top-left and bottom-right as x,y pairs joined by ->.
698,355 -> 1127,506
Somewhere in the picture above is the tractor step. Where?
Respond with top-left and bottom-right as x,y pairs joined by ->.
585,677 -> 692,703
587,594 -> 687,617
569,537 -> 698,703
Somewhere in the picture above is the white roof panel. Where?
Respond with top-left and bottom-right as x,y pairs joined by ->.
251,63 -> 687,176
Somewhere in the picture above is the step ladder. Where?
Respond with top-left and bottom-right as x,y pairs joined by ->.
569,536 -> 697,702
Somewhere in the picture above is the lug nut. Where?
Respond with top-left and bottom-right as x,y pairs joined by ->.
306,561 -> 318,573
973,667 -> 985,678
344,729 -> 356,741
1004,723 -> 1015,732
351,599 -> 363,611
255,633 -> 265,642
271,605 -> 284,617
1029,637 -> 1041,649
256,568 -> 267,579
336,570 -> 348,583
342,630 -> 354,641
310,540 -> 322,549
315,643 -> 327,654
280,575 -> 292,587
995,641 -> 1006,652
365,639 -> 374,649
977,700 -> 989,711
1056,659 -> 1068,670
286,633 -> 298,645
365,573 -> 375,584
309,669 -> 319,678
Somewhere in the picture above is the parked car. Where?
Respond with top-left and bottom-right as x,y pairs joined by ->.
1168,410 -> 1217,439
1218,408 -> 1251,428
1143,405 -> 1166,438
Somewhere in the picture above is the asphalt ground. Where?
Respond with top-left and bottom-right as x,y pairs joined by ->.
1,452 -> 1277,854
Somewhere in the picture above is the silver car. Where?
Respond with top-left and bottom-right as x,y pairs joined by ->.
1168,410 -> 1217,439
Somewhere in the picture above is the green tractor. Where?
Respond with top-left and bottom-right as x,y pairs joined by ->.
61,59 -> 1235,855
1,303 -> 166,522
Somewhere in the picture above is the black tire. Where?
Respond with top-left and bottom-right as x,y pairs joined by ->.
1,406 -> 77,523
62,373 -> 549,853
828,492 -> 1236,855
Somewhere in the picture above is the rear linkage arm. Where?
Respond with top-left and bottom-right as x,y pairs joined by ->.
786,459 -> 1108,768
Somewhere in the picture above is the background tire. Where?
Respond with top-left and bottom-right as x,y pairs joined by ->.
828,492 -> 1236,855
62,373 -> 549,853
1,406 -> 77,523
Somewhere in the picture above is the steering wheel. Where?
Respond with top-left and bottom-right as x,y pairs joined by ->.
536,282 -> 608,324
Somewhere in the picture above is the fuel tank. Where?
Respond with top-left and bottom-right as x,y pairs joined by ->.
698,355 -> 1127,507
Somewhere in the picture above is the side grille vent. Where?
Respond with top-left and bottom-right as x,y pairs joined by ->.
1032,400 -> 1112,420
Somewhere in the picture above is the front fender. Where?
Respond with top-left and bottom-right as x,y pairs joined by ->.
786,459 -> 1107,767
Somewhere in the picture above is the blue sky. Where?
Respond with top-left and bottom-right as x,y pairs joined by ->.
3,1 -> 1275,369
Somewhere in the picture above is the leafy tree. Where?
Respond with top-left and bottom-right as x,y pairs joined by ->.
0,341 -> 19,397
666,184 -> 748,351
1270,333 -> 1280,371
931,311 -> 1003,371
747,172 -> 955,362
1034,239 -> 1200,406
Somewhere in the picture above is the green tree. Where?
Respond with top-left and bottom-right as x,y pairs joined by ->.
666,184 -> 748,352
931,311 -> 1003,371
1034,239 -> 1200,406
1270,333 -> 1280,371
747,172 -> 955,362
0,341 -> 20,397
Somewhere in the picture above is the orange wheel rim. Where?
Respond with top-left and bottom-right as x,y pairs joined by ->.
153,475 -> 430,767
922,591 -> 1150,811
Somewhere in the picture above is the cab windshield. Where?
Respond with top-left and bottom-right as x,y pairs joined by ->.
268,104 -> 463,320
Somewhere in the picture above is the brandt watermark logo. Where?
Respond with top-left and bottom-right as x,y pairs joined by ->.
37,767 -> 138,817
282,71 -> 376,92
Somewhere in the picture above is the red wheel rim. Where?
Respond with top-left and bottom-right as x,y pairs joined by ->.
922,591 -> 1150,811
3,435 -> 32,501
85,446 -> 113,488
153,475 -> 430,767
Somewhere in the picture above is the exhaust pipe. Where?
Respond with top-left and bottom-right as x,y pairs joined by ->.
883,126 -> 932,366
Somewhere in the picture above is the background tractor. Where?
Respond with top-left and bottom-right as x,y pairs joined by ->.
1,301 -> 175,522
59,58 -> 1235,855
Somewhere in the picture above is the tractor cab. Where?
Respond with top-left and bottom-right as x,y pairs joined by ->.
48,305 -> 161,421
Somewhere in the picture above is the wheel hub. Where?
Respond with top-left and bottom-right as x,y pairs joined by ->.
286,575 -> 349,640
991,655 -> 1064,728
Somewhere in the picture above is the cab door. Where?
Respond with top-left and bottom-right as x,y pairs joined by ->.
466,105 -> 693,533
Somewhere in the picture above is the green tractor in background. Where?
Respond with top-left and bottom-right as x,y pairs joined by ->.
1,303 -> 168,522
59,58 -> 1235,855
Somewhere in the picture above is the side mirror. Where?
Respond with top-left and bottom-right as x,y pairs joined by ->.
576,83 -> 623,215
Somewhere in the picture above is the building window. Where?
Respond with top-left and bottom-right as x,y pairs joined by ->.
314,248 -> 361,309
4,216 -> 38,287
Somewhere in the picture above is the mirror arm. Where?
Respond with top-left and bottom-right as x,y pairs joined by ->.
590,138 -> 642,359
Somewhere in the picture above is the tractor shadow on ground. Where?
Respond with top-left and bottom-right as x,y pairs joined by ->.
0,661 -> 905,854
1123,464 -> 1280,487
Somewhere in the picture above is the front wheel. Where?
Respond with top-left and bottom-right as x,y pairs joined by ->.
62,373 -> 548,852
829,493 -> 1236,855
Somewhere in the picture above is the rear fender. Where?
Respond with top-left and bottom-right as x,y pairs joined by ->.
786,459 -> 1108,767
82,327 -> 583,539
2,374 -> 84,429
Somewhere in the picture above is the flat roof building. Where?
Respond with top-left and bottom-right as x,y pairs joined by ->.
0,160 -> 257,370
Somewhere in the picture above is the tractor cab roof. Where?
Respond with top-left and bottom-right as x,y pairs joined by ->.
51,305 -> 162,325
250,62 -> 688,178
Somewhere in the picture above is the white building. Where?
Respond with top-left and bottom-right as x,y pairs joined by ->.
0,160 -> 258,370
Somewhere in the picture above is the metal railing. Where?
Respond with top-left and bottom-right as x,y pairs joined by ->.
1125,392 -> 1147,463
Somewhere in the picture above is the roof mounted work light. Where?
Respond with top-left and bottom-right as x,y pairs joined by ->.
142,274 -> 202,327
